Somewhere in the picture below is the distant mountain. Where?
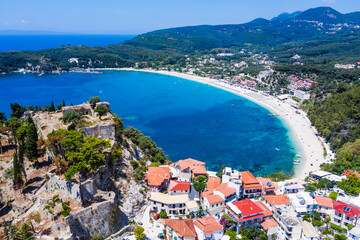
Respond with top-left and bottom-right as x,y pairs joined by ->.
0,30 -> 73,35
271,11 -> 302,21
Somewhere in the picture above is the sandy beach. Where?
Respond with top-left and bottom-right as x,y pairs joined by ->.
95,68 -> 333,180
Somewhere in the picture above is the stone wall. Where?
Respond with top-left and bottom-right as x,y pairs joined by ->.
66,192 -> 126,239
79,124 -> 115,140
45,173 -> 97,202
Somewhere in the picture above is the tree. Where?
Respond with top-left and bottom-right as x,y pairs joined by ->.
329,192 -> 338,200
10,103 -> 26,118
303,213 -> 311,222
134,226 -> 146,240
338,173 -> 360,196
50,101 -> 55,112
305,183 -> 317,192
89,96 -> 100,109
13,153 -> 23,189
28,211 -> 41,233
62,100 -> 66,107
25,122 -> 39,163
62,110 -> 82,123
0,112 -> 6,123
217,165 -> 225,178
193,175 -> 206,193
6,117 -> 21,145
18,140 -> 27,182
94,105 -> 109,119
159,210 -> 168,219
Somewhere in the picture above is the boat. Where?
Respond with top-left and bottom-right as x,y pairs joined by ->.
275,148 -> 280,151
232,104 -> 236,107
291,147 -> 295,149
293,162 -> 300,165
296,154 -> 301,158
293,160 -> 300,163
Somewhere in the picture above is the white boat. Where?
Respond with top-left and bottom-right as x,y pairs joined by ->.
293,162 -> 300,165
275,148 -> 280,151
296,154 -> 301,158
293,160 -> 300,163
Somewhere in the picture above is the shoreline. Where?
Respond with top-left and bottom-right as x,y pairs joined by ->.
94,68 -> 332,180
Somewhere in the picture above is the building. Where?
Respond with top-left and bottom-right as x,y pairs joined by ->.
203,194 -> 226,216
309,170 -> 331,181
288,192 -> 317,216
292,90 -> 310,100
301,221 -> 319,240
241,171 -> 262,198
282,181 -> 305,194
273,205 -> 302,240
146,166 -> 171,192
332,200 -> 360,228
168,180 -> 190,195
261,219 -> 279,239
257,177 -> 275,196
171,158 -> 207,179
192,165 -> 208,180
163,219 -> 198,240
314,196 -> 333,217
207,177 -> 221,191
194,216 -> 224,240
226,199 -> 267,229
263,195 -> 291,211
214,183 -> 237,202
348,227 -> 360,240
185,200 -> 199,214
150,192 -> 189,216
222,167 -> 242,198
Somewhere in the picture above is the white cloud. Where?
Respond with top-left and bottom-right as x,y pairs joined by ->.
20,19 -> 28,24
322,0 -> 335,3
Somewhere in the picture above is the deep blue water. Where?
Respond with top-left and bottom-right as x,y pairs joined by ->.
0,71 -> 299,176
0,35 -> 135,52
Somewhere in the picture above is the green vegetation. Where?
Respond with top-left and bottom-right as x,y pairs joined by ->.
329,192 -> 338,200
193,175 -> 206,193
94,105 -> 109,119
238,225 -> 268,240
158,210 -> 168,219
225,229 -> 237,240
10,103 -> 26,118
134,226 -> 146,240
61,201 -> 71,217
62,110 -> 83,124
305,178 -> 333,192
265,171 -> 290,182
330,222 -> 347,233
337,173 -> 360,196
3,222 -> 34,240
89,96 -> 100,109
292,96 -> 301,102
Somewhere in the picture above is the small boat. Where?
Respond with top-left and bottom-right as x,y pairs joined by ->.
293,160 -> 300,163
296,154 -> 301,158
275,148 -> 280,151
291,147 -> 295,149
293,162 -> 300,165
232,104 -> 236,107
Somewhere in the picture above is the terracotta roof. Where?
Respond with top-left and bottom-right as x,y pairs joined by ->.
315,196 -> 333,208
207,177 -> 221,191
201,190 -> 214,198
261,219 -> 278,230
333,200 -> 360,218
341,170 -> 360,178
217,183 -> 236,197
241,171 -> 262,189
256,177 -> 275,191
193,216 -> 223,235
147,166 -> 170,186
232,199 -> 264,218
254,201 -> 273,217
168,180 -> 190,192
191,165 -> 207,174
264,195 -> 290,206
171,158 -> 205,171
163,219 -> 197,238
205,194 -> 225,204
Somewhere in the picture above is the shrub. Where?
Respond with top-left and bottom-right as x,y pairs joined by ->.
330,222 -> 347,233
61,201 -> 71,217
63,110 -> 82,123
329,192 -> 338,200
159,210 -> 168,219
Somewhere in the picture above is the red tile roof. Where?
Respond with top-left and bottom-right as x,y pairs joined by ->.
168,180 -> 190,192
171,158 -> 205,171
254,201 -> 273,217
257,177 -> 275,191
241,171 -> 262,190
216,183 -> 236,197
232,199 -> 264,218
201,190 -> 214,198
315,196 -> 333,209
192,165 -> 207,175
261,219 -> 279,230
264,195 -> 290,206
333,200 -> 360,218
341,170 -> 360,178
207,177 -> 221,191
205,194 -> 225,205
147,166 -> 170,186
163,219 -> 197,238
193,216 -> 223,235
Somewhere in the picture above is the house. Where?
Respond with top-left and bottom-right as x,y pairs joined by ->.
207,177 -> 221,191
261,219 -> 279,239
203,194 -> 226,216
288,192 -> 317,216
150,192 -> 189,216
332,200 -> 360,228
185,200 -> 199,215
315,196 -> 333,217
171,158 -> 207,179
222,168 -> 242,198
263,195 -> 291,211
257,177 -> 275,196
226,199 -> 266,229
309,170 -> 331,181
146,166 -> 171,192
273,205 -> 302,240
192,165 -> 207,180
214,183 -> 237,202
348,227 -> 360,240
168,180 -> 190,195
163,219 -> 198,240
254,201 -> 273,220
194,216 -> 224,240
240,171 -> 262,198
282,181 -> 305,194
301,221 -> 319,240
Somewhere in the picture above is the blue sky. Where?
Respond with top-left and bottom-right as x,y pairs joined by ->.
1,0 -> 359,34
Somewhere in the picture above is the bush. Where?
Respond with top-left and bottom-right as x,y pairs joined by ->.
312,219 -> 324,227
330,223 -> 347,233
329,192 -> 338,200
159,210 -> 168,219
61,201 -> 71,217
94,105 -> 109,119
63,110 -> 82,123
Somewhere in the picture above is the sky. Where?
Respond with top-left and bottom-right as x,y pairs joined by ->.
0,0 -> 360,35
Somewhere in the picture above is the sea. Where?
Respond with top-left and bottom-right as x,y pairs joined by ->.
0,34 -> 135,51
0,70 -> 301,176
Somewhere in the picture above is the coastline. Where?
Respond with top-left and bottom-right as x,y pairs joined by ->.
93,67 -> 333,180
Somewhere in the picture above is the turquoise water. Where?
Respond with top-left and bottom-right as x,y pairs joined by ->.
0,71 -> 299,176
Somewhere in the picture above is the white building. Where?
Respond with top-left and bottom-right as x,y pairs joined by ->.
349,227 -> 360,240
274,205 -> 302,240
293,90 -> 310,100
288,192 -> 317,216
301,221 -> 319,240
150,192 -> 189,216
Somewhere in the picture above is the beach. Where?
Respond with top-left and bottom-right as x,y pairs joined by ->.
96,68 -> 333,180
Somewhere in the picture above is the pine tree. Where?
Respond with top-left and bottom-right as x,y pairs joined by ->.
13,153 -> 22,188
62,100 -> 65,107
50,101 -> 55,112
25,122 -> 39,163
18,140 -> 27,182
